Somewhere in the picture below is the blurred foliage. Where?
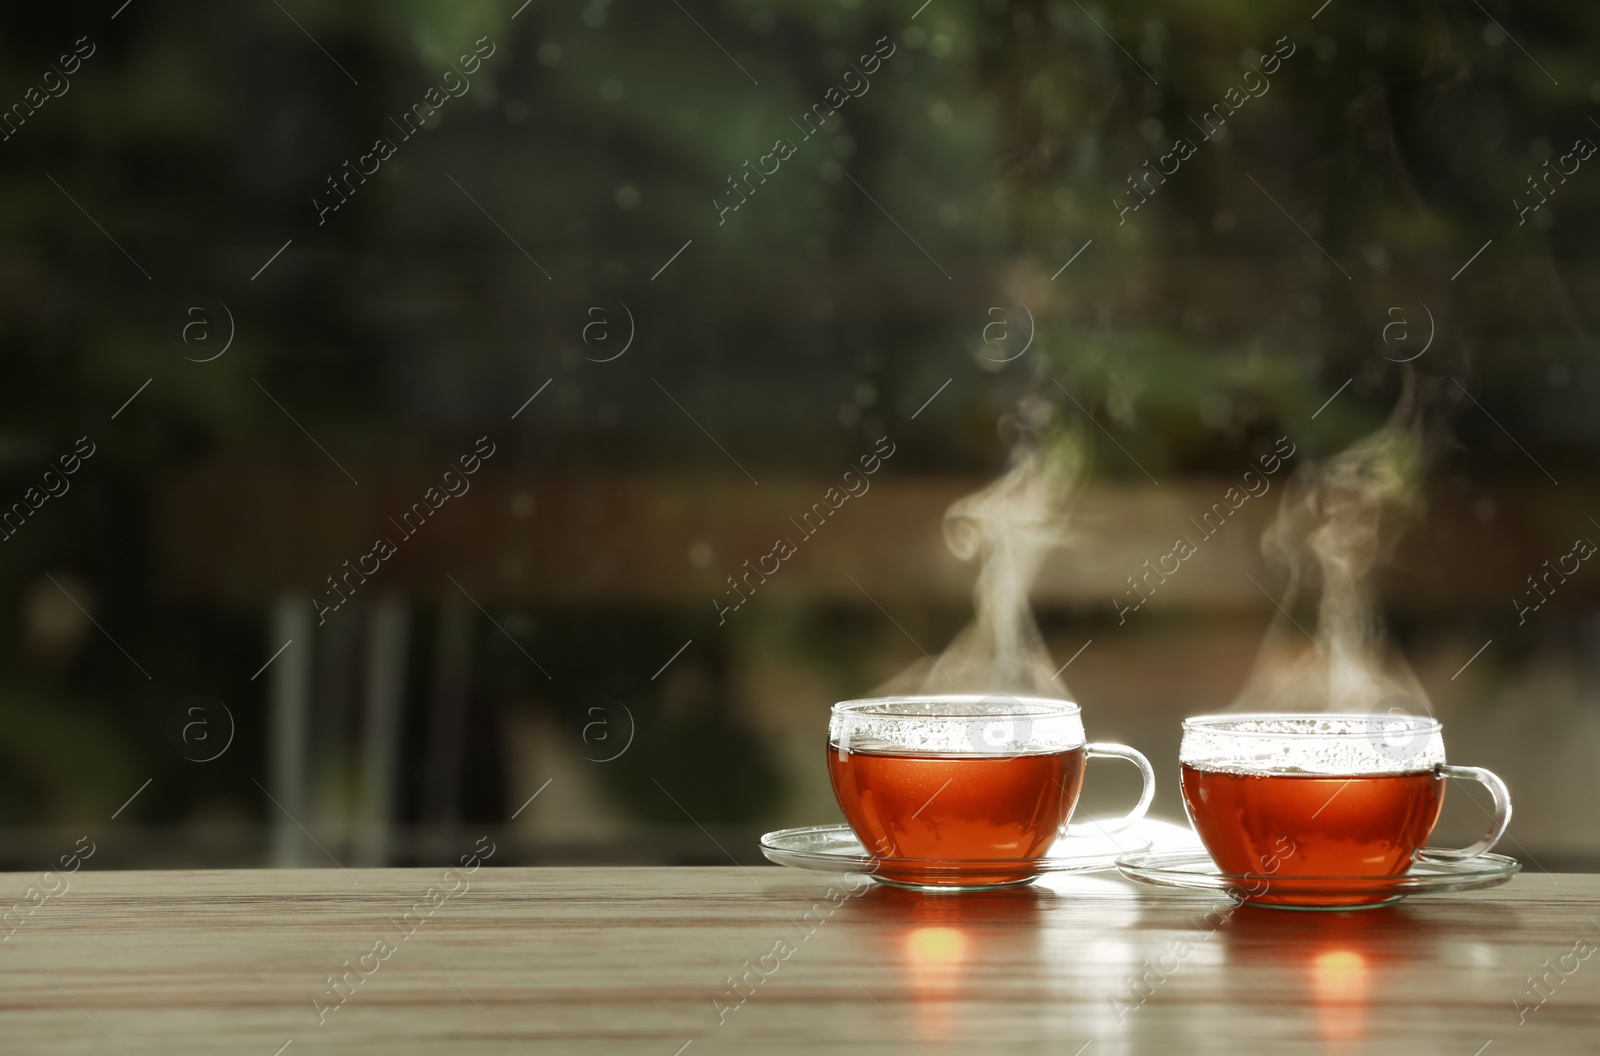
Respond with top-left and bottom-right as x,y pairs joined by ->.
0,0 -> 1596,846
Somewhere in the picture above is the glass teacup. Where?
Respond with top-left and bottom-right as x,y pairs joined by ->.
828,694 -> 1155,889
1179,713 -> 1512,908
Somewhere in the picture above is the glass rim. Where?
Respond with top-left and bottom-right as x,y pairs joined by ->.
832,694 -> 1080,719
1181,712 -> 1442,736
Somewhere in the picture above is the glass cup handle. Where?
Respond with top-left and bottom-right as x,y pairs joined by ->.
1075,743 -> 1156,836
1417,764 -> 1513,862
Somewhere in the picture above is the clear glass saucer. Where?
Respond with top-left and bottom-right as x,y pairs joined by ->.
1114,849 -> 1521,910
759,824 -> 1152,891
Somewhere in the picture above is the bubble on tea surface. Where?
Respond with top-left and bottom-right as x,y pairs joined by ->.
834,695 -> 1080,756
1181,715 -> 1444,776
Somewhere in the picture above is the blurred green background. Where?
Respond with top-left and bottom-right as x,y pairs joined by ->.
1,0 -> 1598,869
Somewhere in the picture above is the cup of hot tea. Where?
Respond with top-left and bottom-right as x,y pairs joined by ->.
1179,713 -> 1512,908
828,694 -> 1155,889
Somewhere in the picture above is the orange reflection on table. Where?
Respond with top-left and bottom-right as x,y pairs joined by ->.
904,925 -> 970,1039
1310,948 -> 1370,1046
846,885 -> 1049,1045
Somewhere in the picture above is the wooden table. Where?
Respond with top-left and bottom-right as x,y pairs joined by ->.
2,866 -> 1596,1054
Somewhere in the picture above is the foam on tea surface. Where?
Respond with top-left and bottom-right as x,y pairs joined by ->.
1181,715 -> 1444,775
830,695 -> 1085,756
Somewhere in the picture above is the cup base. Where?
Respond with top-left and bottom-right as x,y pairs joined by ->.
870,873 -> 1041,892
1114,848 -> 1521,909
1234,892 -> 1406,911
759,824 -> 1148,888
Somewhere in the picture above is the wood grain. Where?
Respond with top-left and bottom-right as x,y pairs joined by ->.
0,866 -> 1596,1054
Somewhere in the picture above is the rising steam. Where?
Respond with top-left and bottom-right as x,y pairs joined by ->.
1231,379 -> 1431,713
875,395 -> 1086,698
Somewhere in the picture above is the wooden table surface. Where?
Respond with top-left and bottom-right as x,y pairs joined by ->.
2,865 -> 1597,1055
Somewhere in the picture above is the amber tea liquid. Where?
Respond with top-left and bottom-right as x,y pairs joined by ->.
1181,764 -> 1445,906
828,745 -> 1086,885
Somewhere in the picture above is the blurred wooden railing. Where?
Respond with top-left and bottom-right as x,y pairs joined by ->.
156,467 -> 1594,610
